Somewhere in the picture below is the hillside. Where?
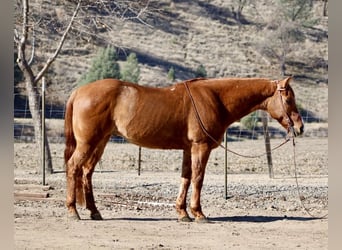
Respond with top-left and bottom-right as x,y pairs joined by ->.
15,0 -> 328,121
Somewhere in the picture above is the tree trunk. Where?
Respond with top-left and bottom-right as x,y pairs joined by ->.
280,50 -> 286,77
25,79 -> 53,173
323,0 -> 328,17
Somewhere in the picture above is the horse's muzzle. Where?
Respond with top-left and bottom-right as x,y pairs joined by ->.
292,124 -> 304,137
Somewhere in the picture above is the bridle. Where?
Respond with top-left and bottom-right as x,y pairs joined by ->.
275,80 -> 295,139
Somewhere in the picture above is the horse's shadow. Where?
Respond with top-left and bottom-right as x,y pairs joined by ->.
209,215 -> 321,223
102,217 -> 175,222
99,215 -> 321,223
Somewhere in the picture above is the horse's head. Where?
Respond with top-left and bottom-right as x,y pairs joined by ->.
267,77 -> 304,137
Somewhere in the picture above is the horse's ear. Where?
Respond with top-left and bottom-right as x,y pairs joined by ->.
280,76 -> 292,89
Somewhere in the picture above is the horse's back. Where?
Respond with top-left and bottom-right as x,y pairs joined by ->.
72,79 -> 136,111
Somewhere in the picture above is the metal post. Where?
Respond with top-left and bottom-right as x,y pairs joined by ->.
261,111 -> 274,178
41,77 -> 46,185
138,146 -> 142,176
224,130 -> 228,199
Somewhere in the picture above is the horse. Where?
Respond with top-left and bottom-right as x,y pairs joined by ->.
64,76 -> 304,222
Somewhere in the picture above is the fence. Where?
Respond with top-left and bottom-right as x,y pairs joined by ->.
14,85 -> 328,190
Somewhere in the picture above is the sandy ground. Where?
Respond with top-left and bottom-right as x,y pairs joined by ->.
14,137 -> 328,249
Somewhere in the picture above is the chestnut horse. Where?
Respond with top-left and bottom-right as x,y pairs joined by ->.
64,77 -> 304,222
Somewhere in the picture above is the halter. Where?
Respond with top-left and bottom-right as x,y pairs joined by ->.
275,81 -> 295,138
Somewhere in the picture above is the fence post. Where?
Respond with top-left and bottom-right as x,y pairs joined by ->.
261,111 -> 274,178
41,77 -> 46,185
138,146 -> 142,176
224,130 -> 228,199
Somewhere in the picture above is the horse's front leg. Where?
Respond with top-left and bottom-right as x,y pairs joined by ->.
190,143 -> 211,222
176,150 -> 192,222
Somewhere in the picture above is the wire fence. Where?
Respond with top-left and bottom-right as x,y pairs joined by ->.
14,86 -> 328,178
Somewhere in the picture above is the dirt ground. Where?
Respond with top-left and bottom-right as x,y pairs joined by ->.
14,137 -> 328,249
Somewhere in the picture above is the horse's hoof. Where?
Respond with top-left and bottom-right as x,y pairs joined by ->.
90,212 -> 103,220
195,217 -> 210,223
67,212 -> 81,221
178,216 -> 193,222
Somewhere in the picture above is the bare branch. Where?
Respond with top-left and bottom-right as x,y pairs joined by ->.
121,0 -> 153,28
14,28 -> 20,43
27,26 -> 35,66
123,1 -> 153,28
15,0 -> 36,82
34,0 -> 82,84
20,0 -> 28,49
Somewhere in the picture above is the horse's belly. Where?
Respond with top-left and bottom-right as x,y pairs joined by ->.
122,125 -> 187,150
113,85 -> 188,149
128,137 -> 185,150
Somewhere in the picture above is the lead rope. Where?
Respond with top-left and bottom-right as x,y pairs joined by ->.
291,136 -> 328,219
183,80 -> 290,158
278,86 -> 328,219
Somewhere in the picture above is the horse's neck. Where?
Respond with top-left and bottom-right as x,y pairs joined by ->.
216,79 -> 276,121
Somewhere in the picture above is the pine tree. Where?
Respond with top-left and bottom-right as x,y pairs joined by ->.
78,46 -> 121,86
121,52 -> 140,83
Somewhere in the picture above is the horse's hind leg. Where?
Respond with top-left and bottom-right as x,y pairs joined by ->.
83,136 -> 110,220
66,143 -> 91,220
176,149 -> 192,222
82,165 -> 101,220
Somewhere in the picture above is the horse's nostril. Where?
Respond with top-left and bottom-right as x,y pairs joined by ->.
300,125 -> 304,134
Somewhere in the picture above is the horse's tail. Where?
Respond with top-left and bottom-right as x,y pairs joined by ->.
64,91 -> 77,166
64,91 -> 85,206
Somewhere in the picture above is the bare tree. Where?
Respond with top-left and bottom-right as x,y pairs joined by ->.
14,0 -> 81,173
14,0 -> 155,173
257,0 -> 316,76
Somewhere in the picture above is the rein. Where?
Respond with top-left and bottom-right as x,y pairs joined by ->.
183,80 -> 328,219
183,80 -> 291,158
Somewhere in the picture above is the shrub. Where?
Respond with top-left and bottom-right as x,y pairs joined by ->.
167,66 -> 175,81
